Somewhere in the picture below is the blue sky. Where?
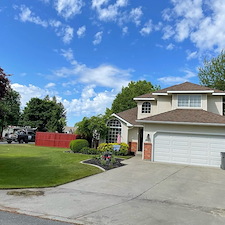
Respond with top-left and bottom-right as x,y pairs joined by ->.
1,0 -> 225,126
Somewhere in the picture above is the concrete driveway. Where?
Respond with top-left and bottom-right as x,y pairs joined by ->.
0,155 -> 225,225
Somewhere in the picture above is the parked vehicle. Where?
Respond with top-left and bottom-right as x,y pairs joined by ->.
3,126 -> 36,144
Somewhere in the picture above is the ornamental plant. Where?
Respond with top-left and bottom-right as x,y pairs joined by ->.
97,142 -> 129,156
70,139 -> 89,153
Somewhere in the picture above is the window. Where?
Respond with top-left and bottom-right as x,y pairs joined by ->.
106,119 -> 121,143
142,102 -> 151,113
178,95 -> 201,108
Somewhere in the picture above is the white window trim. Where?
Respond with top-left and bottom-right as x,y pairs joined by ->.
177,94 -> 202,109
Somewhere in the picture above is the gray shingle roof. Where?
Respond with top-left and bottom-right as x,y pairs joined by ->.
115,107 -> 139,126
154,82 -> 225,93
134,93 -> 155,99
139,109 -> 225,124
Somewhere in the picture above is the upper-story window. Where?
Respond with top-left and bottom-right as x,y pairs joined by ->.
178,94 -> 201,108
142,102 -> 151,113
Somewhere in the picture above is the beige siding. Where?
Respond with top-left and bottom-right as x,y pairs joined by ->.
202,94 -> 207,110
208,95 -> 223,115
172,94 -> 177,110
128,127 -> 139,142
137,101 -> 157,119
121,122 -> 129,144
157,96 -> 172,114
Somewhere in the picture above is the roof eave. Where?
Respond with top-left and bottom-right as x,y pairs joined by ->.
167,90 -> 214,94
212,93 -> 225,96
111,113 -> 133,127
133,98 -> 155,101
135,120 -> 225,127
152,93 -> 168,96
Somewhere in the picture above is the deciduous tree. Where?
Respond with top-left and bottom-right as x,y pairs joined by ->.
0,67 -> 10,100
111,80 -> 159,113
198,50 -> 225,90
20,97 -> 66,132
75,115 -> 108,147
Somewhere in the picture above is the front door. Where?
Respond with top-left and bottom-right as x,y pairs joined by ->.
138,128 -> 143,151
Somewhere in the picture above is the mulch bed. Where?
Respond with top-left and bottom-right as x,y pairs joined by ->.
83,158 -> 126,170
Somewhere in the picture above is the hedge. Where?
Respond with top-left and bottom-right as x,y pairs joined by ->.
70,139 -> 89,153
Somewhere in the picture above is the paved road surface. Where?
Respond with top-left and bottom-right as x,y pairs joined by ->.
0,211 -> 77,225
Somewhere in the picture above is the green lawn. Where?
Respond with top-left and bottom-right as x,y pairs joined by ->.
0,144 -> 102,189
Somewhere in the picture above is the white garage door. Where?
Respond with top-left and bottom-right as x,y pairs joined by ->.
154,132 -> 225,167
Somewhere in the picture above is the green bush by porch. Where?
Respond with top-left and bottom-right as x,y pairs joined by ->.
97,142 -> 129,156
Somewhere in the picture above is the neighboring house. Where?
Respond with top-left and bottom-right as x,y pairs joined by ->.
63,126 -> 76,134
107,82 -> 225,167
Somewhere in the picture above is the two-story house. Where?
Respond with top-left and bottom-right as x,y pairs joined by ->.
107,82 -> 225,167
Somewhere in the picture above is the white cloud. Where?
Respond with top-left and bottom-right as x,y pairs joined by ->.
12,82 -> 116,126
77,25 -> 86,38
45,82 -> 56,88
15,6 -> 74,44
61,87 -> 116,118
55,48 -> 132,91
11,83 -> 58,108
166,43 -> 175,50
54,0 -> 84,19
61,48 -> 74,61
140,20 -> 153,36
186,50 -> 198,60
81,85 -> 96,99
17,5 -> 48,27
93,31 -> 103,45
92,0 -> 109,8
162,0 -> 225,54
129,7 -> 143,26
91,0 -> 143,26
62,26 -> 74,43
122,26 -> 128,35
162,25 -> 175,40
158,69 -> 197,85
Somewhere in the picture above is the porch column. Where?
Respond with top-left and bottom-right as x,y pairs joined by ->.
129,142 -> 138,153
143,143 -> 152,160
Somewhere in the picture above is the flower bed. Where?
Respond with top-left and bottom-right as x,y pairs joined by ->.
83,156 -> 125,170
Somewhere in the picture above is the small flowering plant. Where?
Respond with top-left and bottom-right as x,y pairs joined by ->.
101,151 -> 112,161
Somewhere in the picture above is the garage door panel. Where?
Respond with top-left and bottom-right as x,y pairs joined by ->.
154,133 -> 225,167
172,149 -> 189,154
210,159 -> 221,167
172,156 -> 189,163
191,150 -> 208,156
190,158 -> 209,165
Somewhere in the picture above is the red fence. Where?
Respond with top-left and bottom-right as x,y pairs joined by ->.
35,132 -> 80,148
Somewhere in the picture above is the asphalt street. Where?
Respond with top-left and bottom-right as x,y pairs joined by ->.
0,211 -> 77,225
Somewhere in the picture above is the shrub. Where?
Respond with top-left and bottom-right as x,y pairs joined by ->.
97,142 -> 129,156
98,143 -> 113,152
70,139 -> 89,153
80,147 -> 100,155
